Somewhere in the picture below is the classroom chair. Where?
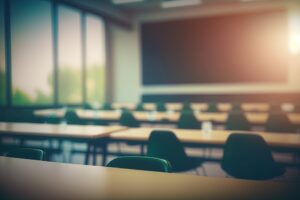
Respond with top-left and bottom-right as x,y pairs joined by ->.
225,112 -> 250,131
5,148 -> 45,161
221,133 -> 285,180
182,101 -> 192,112
120,111 -> 140,127
135,103 -> 145,111
102,102 -> 112,110
207,102 -> 218,112
156,102 -> 166,112
65,110 -> 86,125
147,130 -> 205,174
119,111 -> 145,154
177,110 -> 201,130
265,112 -> 294,133
106,156 -> 172,172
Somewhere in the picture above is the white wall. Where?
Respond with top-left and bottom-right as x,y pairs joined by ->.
110,23 -> 141,102
110,0 -> 300,102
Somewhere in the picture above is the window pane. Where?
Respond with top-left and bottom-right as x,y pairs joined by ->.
86,15 -> 106,104
0,0 -> 6,105
58,6 -> 82,104
11,0 -> 53,106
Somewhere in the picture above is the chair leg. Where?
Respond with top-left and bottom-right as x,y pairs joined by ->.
140,144 -> 145,156
117,142 -> 121,154
201,166 -> 207,176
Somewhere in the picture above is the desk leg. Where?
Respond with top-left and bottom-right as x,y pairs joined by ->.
102,141 -> 108,166
92,142 -> 97,166
84,142 -> 92,165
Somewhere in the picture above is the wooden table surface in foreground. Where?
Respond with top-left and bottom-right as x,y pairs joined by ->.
110,128 -> 300,149
0,157 -> 298,200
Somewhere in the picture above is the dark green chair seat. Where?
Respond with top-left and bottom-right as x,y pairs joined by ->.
177,111 -> 201,130
221,133 -> 285,180
147,130 -> 204,172
5,148 -> 44,161
106,156 -> 172,172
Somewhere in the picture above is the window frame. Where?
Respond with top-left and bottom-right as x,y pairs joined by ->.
1,0 -> 108,109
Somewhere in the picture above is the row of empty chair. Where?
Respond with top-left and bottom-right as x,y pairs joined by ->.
4,130 -> 285,180
0,108 -> 298,133
85,102 -> 300,113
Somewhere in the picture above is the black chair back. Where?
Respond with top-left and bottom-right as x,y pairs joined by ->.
106,156 -> 172,173
6,148 -> 44,161
120,111 -> 140,127
147,130 -> 197,172
177,111 -> 200,130
221,133 -> 284,180
226,112 -> 250,131
65,110 -> 85,125
266,112 -> 294,133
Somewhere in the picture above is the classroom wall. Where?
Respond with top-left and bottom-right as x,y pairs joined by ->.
109,23 -> 141,102
110,1 -> 300,103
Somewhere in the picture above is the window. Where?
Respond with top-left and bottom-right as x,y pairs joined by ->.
10,0 -> 54,105
86,15 -> 106,104
0,0 -> 6,105
2,0 -> 107,107
58,6 -> 83,104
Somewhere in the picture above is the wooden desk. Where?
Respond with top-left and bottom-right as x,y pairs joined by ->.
142,102 -> 270,112
34,108 -> 66,118
0,157 -> 298,200
33,108 -> 300,127
110,128 -> 300,150
76,109 -> 300,126
0,122 -> 127,165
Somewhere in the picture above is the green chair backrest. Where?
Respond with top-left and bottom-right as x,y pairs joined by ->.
231,103 -> 241,112
156,102 -> 166,112
119,111 -> 140,127
102,102 -> 112,110
182,101 -> 192,112
177,111 -> 200,130
6,148 -> 44,161
135,103 -> 145,111
106,156 -> 172,173
207,102 -> 218,112
83,103 -> 93,110
266,112 -> 294,133
65,110 -> 85,125
225,112 -> 250,131
147,130 -> 190,172
221,133 -> 284,180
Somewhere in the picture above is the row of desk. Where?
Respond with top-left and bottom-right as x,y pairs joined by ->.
34,108 -> 300,126
1,156 -> 298,200
1,122 -> 300,166
112,102 -> 273,111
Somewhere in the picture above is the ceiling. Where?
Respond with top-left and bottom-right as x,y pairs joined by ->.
101,0 -> 288,15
